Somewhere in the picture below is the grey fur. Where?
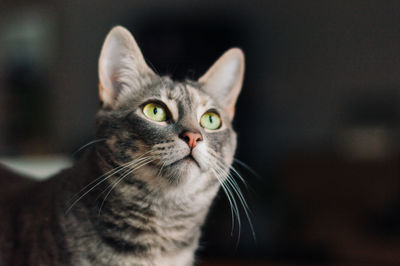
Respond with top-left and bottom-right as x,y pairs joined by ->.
0,26 -> 244,266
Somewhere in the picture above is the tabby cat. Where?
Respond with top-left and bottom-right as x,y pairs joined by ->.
0,26 -> 245,266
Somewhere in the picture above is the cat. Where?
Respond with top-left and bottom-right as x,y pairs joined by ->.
0,26 -> 245,266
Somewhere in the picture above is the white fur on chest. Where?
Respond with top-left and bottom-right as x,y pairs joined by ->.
137,248 -> 194,266
86,247 -> 195,266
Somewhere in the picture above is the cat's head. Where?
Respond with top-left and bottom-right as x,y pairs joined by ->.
95,26 -> 244,191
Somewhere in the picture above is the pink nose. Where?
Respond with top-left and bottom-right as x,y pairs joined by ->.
180,131 -> 203,149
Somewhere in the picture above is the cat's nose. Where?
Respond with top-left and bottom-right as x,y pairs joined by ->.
179,131 -> 203,149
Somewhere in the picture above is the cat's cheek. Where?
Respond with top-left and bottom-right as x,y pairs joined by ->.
219,129 -> 237,166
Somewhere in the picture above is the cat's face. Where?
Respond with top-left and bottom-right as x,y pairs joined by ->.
95,26 -> 244,191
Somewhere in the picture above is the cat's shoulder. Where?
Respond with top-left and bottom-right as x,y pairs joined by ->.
0,164 -> 36,197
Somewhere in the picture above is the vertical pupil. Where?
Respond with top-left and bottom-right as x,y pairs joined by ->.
153,107 -> 158,115
209,115 -> 213,124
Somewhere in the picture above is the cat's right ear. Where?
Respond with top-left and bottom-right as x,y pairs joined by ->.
98,26 -> 155,107
198,48 -> 245,120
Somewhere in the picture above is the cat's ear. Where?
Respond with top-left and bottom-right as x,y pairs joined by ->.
198,48 -> 244,120
98,26 -> 155,107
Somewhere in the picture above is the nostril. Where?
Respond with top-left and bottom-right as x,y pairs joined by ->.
179,131 -> 203,148
195,134 -> 203,142
182,135 -> 190,143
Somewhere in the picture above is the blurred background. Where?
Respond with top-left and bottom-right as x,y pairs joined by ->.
2,0 -> 400,264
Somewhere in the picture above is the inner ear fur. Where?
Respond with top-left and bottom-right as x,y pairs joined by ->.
98,26 -> 155,107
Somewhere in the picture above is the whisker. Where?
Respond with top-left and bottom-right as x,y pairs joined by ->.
233,158 -> 262,180
210,168 -> 238,235
65,151 -> 154,214
212,162 -> 242,239
67,162 -> 129,205
97,158 -> 155,214
208,148 -> 252,189
204,150 -> 256,242
97,156 -> 153,196
157,161 -> 166,178
96,156 -> 154,199
65,163 -> 135,214
72,138 -> 107,157
67,150 -> 154,205
199,150 -> 240,236
224,171 -> 256,241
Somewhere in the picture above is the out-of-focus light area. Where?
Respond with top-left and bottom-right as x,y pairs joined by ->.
2,0 -> 400,264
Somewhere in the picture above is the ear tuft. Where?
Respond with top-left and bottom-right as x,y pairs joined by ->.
199,48 -> 245,120
98,26 -> 155,107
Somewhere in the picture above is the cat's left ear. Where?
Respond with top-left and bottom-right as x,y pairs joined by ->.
198,48 -> 245,120
98,26 -> 156,107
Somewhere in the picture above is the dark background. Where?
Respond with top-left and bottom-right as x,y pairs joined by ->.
2,0 -> 400,264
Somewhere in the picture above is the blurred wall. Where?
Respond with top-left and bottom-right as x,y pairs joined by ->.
2,1 -> 400,157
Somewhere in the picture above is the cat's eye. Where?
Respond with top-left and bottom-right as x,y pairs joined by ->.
143,102 -> 167,122
200,112 -> 221,130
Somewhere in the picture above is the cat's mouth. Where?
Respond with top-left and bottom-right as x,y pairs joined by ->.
169,154 -> 201,169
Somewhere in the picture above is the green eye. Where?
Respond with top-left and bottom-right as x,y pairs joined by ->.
143,102 -> 167,122
200,112 -> 221,130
